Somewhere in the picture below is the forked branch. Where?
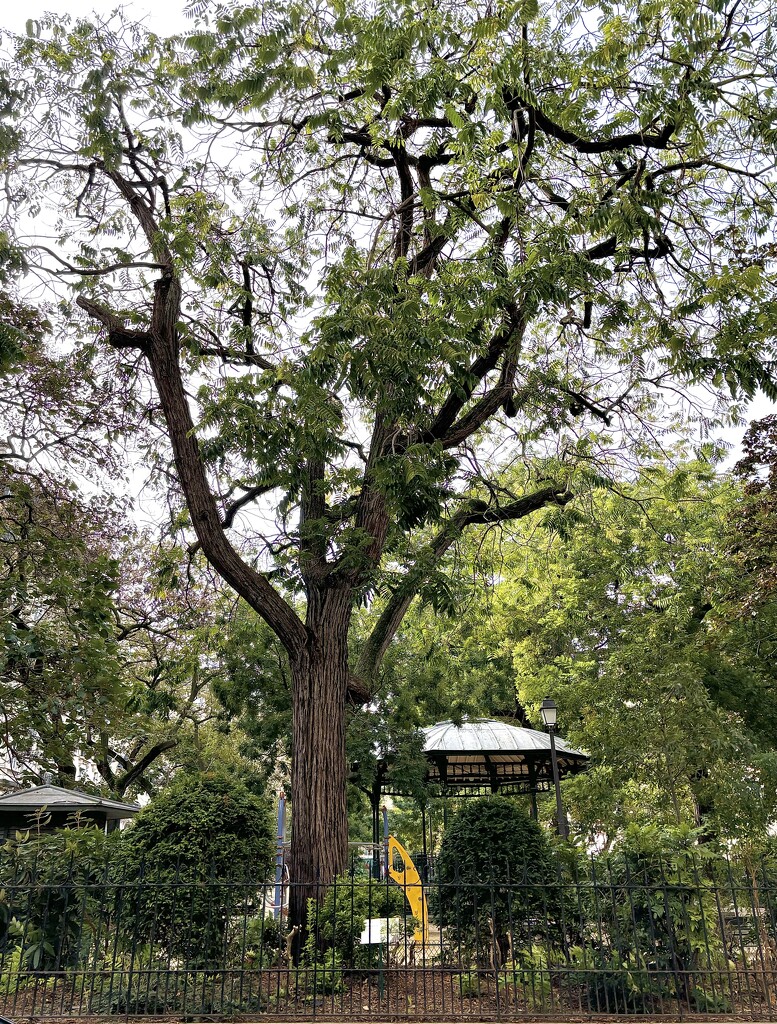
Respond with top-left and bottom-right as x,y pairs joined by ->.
355,484 -> 574,685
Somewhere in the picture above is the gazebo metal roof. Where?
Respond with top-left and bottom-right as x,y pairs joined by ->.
0,783 -> 140,821
382,718 -> 589,797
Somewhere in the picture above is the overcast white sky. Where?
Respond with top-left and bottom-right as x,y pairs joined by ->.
6,0 -> 776,466
5,1 -> 189,35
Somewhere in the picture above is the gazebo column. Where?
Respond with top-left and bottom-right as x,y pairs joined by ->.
370,771 -> 384,879
528,759 -> 539,820
430,757 -> 450,841
421,803 -> 427,875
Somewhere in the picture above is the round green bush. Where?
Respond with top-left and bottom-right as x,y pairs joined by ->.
119,772 -> 275,965
433,797 -> 560,965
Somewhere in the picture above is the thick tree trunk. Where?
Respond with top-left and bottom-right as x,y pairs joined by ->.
288,585 -> 352,942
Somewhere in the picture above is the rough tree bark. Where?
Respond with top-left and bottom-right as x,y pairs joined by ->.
288,585 -> 353,938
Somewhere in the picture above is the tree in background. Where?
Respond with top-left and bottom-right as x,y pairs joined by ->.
731,415 -> 777,612
0,477 -> 125,784
6,0 -> 777,927
0,287 -> 133,784
0,291 -> 259,792
93,550 -> 250,798
486,460 -> 777,846
209,602 -> 294,787
370,455 -> 777,848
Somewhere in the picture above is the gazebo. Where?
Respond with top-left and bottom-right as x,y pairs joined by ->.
370,718 -> 588,866
415,718 -> 588,810
0,780 -> 140,839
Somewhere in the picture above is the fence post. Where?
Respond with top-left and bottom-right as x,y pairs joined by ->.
274,790 -> 286,920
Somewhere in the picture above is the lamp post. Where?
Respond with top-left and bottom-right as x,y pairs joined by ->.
540,697 -> 569,839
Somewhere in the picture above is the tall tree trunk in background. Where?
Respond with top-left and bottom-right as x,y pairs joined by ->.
288,585 -> 352,942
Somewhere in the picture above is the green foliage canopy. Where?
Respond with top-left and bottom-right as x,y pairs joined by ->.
0,476 -> 124,782
5,0 -> 777,892
486,462 -> 777,844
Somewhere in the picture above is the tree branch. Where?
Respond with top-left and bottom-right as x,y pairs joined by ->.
355,484 -> 574,684
195,346 -> 275,369
391,145 -> 415,259
521,99 -> 676,154
584,232 -> 673,262
75,296 -> 151,350
79,274 -> 307,655
426,307 -> 526,447
425,303 -> 528,440
187,484 -> 275,555
348,412 -> 393,581
114,739 -> 178,796
300,457 -> 330,584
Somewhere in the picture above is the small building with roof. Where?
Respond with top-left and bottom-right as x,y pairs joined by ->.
0,777 -> 140,839
417,718 -> 588,804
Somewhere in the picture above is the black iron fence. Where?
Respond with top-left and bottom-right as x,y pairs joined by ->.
1,856 -> 777,1020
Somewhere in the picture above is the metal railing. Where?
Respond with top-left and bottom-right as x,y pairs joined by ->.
1,854 -> 776,1020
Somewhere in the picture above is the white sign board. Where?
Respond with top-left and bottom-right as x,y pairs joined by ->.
359,917 -> 388,945
359,917 -> 408,945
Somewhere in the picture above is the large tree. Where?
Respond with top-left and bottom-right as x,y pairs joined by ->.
6,0 -> 777,926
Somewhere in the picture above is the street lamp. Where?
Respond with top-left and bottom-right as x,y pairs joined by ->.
540,697 -> 569,839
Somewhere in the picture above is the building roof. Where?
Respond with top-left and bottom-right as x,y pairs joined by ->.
0,783 -> 140,821
380,718 -> 588,796
422,718 -> 586,759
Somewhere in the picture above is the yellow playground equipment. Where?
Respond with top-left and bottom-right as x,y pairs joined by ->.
387,836 -> 429,944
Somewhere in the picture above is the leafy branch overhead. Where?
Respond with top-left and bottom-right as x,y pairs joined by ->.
8,1 -> 776,653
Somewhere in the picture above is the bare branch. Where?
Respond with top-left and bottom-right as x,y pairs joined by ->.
426,306 -> 526,447
187,484 -> 275,555
195,346 -> 275,370
75,296 -> 151,350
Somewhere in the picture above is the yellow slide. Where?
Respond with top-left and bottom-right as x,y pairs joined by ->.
387,835 -> 429,944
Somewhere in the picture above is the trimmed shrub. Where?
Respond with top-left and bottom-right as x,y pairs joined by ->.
118,772 -> 274,966
432,797 -> 560,966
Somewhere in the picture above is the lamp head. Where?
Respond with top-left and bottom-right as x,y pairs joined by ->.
540,696 -> 558,729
